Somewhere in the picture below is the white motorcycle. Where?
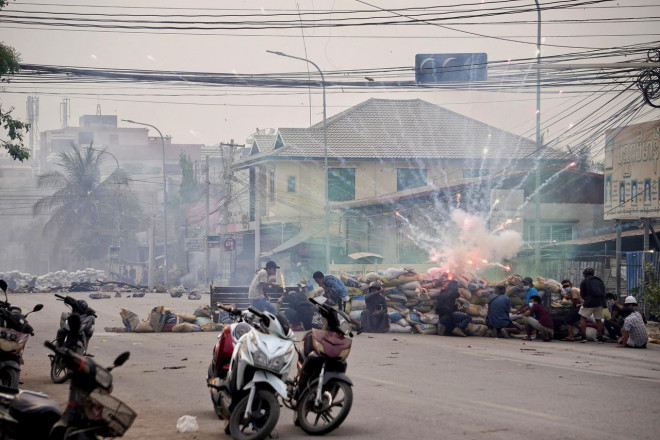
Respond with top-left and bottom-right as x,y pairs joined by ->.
209,306 -> 296,440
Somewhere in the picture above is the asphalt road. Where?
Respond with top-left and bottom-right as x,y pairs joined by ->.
10,293 -> 660,440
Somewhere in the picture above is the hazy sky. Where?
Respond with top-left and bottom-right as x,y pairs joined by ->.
2,0 -> 660,149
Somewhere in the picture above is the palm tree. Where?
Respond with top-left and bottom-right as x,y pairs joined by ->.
33,144 -> 134,262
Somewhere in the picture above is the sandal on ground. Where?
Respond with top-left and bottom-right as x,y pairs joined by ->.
522,336 -> 532,341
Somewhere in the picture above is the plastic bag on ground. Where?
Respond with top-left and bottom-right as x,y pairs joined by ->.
176,415 -> 199,433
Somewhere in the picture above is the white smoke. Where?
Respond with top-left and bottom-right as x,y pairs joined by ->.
428,209 -> 523,275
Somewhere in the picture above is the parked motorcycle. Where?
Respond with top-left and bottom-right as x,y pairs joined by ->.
208,305 -> 296,440
0,280 -> 43,388
286,296 -> 354,435
207,305 -> 253,382
49,294 -> 96,384
0,315 -> 135,440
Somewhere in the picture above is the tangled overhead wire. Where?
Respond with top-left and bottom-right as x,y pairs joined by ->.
637,47 -> 660,108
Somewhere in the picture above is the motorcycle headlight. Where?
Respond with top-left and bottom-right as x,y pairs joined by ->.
95,367 -> 113,390
269,345 -> 294,372
252,349 -> 268,368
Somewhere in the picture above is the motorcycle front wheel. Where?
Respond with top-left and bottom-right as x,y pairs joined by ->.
0,368 -> 19,389
229,389 -> 280,440
296,379 -> 353,435
50,354 -> 69,384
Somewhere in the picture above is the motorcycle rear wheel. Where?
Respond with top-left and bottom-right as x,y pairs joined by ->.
229,389 -> 280,440
0,368 -> 19,389
50,354 -> 69,384
296,379 -> 352,435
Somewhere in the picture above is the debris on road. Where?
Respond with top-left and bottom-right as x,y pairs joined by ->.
175,415 -> 198,433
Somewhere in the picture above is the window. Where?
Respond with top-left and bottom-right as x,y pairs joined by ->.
463,169 -> 490,178
287,176 -> 296,193
78,132 -> 93,145
328,168 -> 355,201
397,169 -> 427,191
525,222 -> 575,244
268,169 -> 275,202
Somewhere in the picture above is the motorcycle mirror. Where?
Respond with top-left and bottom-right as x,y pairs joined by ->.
113,351 -> 130,367
32,304 -> 44,312
0,280 -> 7,293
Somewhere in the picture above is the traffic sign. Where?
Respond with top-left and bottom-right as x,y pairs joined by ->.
184,238 -> 203,252
207,235 -> 221,248
415,53 -> 487,83
224,237 -> 236,251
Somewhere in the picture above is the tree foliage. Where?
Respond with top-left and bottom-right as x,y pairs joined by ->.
178,152 -> 199,203
33,144 -> 141,262
1,0 -> 31,161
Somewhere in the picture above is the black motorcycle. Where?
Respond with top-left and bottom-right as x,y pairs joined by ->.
0,315 -> 135,439
0,280 -> 43,388
50,294 -> 96,384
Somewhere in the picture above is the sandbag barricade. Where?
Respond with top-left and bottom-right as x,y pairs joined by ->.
115,306 -> 225,333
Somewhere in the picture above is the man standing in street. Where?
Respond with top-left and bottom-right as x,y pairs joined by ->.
248,261 -> 280,314
578,267 -> 606,342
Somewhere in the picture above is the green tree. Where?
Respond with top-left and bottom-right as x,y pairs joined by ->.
32,144 -> 138,263
0,1 -> 30,161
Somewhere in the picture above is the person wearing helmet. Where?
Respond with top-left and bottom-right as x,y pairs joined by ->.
578,268 -> 606,342
617,306 -> 648,349
361,281 -> 389,333
613,295 -> 647,324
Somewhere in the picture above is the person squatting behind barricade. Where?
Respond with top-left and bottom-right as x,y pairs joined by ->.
578,267 -> 606,343
617,306 -> 648,349
313,271 -> 350,311
279,287 -> 316,331
248,261 -> 280,315
435,279 -> 471,337
487,285 -> 521,339
522,295 -> 555,341
561,279 -> 583,341
361,281 -> 389,333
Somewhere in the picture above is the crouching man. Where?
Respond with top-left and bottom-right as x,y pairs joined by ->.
522,295 -> 555,342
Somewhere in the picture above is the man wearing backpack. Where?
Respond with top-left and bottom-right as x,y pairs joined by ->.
578,267 -> 606,342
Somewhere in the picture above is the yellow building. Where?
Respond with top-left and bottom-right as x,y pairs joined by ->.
231,98 -> 563,283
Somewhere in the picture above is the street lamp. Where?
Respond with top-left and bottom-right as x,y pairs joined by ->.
122,119 -> 169,287
267,50 -> 330,271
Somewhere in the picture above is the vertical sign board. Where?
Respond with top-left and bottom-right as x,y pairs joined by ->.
604,120 -> 660,220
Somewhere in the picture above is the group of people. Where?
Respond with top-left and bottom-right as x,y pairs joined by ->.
247,261 -> 389,333
485,268 -> 648,348
248,261 -> 650,347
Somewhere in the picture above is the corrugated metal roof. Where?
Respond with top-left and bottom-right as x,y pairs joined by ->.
235,98 -> 563,167
559,229 -> 644,246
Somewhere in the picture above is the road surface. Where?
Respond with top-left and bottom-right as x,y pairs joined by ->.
11,292 -> 660,440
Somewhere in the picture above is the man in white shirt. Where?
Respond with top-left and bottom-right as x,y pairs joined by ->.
248,261 -> 280,314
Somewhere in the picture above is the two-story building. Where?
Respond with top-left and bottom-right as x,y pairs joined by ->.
230,98 -> 571,283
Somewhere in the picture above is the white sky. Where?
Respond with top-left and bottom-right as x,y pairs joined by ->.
2,0 -> 660,150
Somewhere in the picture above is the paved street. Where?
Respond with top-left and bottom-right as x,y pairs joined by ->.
13,293 -> 660,440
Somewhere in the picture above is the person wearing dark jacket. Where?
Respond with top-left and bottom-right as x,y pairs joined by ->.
361,282 -> 389,333
578,267 -> 606,342
435,280 -> 471,337
279,288 -> 316,330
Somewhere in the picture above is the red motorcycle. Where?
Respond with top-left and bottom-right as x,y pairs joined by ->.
207,305 -> 253,382
285,296 -> 354,436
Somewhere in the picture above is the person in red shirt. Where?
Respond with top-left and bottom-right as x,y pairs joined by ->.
522,295 -> 555,342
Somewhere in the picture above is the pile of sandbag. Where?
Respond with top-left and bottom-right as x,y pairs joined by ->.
118,304 -> 223,333
0,268 -> 106,290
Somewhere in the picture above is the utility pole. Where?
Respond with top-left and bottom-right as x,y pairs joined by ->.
148,218 -> 155,289
616,220 -> 622,298
534,0 -> 542,272
205,155 -> 210,285
255,166 -> 261,272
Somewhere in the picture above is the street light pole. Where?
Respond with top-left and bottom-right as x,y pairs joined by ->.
534,1 -> 542,271
267,50 -> 330,271
122,119 -> 169,287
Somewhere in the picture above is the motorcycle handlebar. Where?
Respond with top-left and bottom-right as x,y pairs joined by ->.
247,306 -> 264,318
54,294 -> 66,300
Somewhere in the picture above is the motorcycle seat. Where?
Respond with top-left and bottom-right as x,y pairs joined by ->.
9,390 -> 62,428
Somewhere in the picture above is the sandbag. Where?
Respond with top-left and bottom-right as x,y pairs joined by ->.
397,274 -> 419,284
120,308 -> 140,332
506,285 -> 523,297
412,323 -> 437,335
413,304 -> 432,314
381,278 -> 404,288
201,323 -> 224,332
194,305 -> 212,318
401,289 -> 419,299
347,286 -> 363,297
162,313 -> 182,332
149,306 -> 171,332
470,317 -> 486,325
506,275 -> 523,287
427,287 -> 443,298
436,323 -> 446,335
364,272 -> 381,283
344,301 -> 352,313
389,323 -> 412,333
178,314 -> 197,323
465,323 -> 489,337
510,296 -> 524,308
473,288 -> 489,298
405,298 -> 420,308
454,274 -> 470,289
171,322 -> 200,333
349,310 -> 363,322
470,296 -> 489,306
388,308 -> 405,323
134,321 -> 154,333
195,317 -> 213,327
340,273 -> 360,288
385,291 -> 407,307
456,297 -> 471,313
458,288 -> 472,301
395,318 -> 409,327
538,277 -> 561,294
420,313 -> 439,325
400,281 -> 421,291
350,295 -> 366,312
384,267 -> 408,280
467,304 -> 487,317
